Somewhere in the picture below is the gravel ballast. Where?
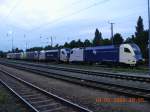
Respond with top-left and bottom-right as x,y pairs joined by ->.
0,80 -> 31,112
0,64 -> 150,112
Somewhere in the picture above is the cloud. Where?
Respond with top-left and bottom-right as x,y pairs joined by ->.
0,0 -> 148,51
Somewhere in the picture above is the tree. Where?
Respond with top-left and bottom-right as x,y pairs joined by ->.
27,47 -> 43,51
44,45 -> 52,50
102,38 -> 112,45
135,16 -> 144,37
14,48 -> 19,52
134,30 -> 148,58
113,33 -> 124,45
0,51 -> 6,58
125,35 -> 135,43
84,39 -> 91,47
93,28 -> 103,46
69,40 -> 77,48
54,44 -> 59,48
12,48 -> 23,53
76,39 -> 84,47
64,42 -> 70,48
134,16 -> 148,59
125,37 -> 133,43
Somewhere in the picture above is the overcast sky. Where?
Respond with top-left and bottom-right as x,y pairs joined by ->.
0,0 -> 148,51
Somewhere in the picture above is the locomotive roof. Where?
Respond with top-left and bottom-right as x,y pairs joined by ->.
85,45 -> 120,50
45,49 -> 59,52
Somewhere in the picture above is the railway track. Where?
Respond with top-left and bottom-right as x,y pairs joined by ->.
0,60 -> 150,101
1,59 -> 150,83
0,69 -> 93,112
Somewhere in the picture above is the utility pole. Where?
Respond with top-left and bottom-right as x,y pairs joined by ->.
109,22 -> 115,45
46,36 -> 53,47
148,0 -> 150,75
11,33 -> 14,52
51,36 -> 53,47
40,34 -> 43,47
7,31 -> 14,52
24,34 -> 27,50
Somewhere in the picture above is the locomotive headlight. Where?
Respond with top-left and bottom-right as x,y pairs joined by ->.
132,56 -> 136,62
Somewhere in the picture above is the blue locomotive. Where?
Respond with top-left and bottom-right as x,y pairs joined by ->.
69,43 -> 143,65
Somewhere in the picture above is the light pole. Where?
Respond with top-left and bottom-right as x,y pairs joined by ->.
24,34 -> 27,50
108,22 -> 115,45
40,34 -> 42,45
148,0 -> 150,75
12,34 -> 14,52
7,31 -> 14,52
46,36 -> 53,47
51,36 -> 53,47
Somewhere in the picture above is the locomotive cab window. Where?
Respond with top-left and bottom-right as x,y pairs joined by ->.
62,51 -> 65,54
70,51 -> 73,54
124,48 -> 131,53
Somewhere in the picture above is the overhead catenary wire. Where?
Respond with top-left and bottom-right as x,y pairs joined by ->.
23,0 -> 110,48
0,0 -> 21,25
56,0 -> 86,12
25,0 -> 111,48
2,0 -> 88,51
0,0 -> 22,51
24,0 -> 87,30
28,0 -> 110,33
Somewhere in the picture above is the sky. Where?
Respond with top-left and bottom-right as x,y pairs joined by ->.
0,0 -> 148,51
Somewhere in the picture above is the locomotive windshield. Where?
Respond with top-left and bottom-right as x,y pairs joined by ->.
64,49 -> 70,54
130,44 -> 141,55
65,48 -> 70,58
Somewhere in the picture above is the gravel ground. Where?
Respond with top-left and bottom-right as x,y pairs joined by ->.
0,81 -> 31,112
7,62 -> 150,90
2,59 -> 148,75
0,64 -> 150,112
45,63 -> 149,76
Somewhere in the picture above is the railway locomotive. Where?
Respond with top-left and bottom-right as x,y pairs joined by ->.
7,48 -> 70,62
7,43 -> 143,65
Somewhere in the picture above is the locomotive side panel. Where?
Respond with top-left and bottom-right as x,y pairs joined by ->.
85,46 -> 119,63
45,50 -> 59,62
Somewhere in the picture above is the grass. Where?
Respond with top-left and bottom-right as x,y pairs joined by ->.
0,90 -> 8,104
0,84 -> 30,112
109,66 -> 148,74
56,63 -> 149,74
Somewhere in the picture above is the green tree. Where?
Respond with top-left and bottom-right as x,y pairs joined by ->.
125,37 -> 133,43
125,35 -> 135,43
84,39 -> 91,47
44,45 -> 52,50
102,38 -> 112,45
113,33 -> 124,45
27,47 -> 43,51
54,44 -> 59,48
64,42 -> 70,48
135,16 -> 144,37
133,16 -> 148,59
69,40 -> 77,48
134,30 -> 148,59
93,28 -> 103,46
0,51 -> 6,58
12,48 -> 23,53
76,39 -> 84,47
